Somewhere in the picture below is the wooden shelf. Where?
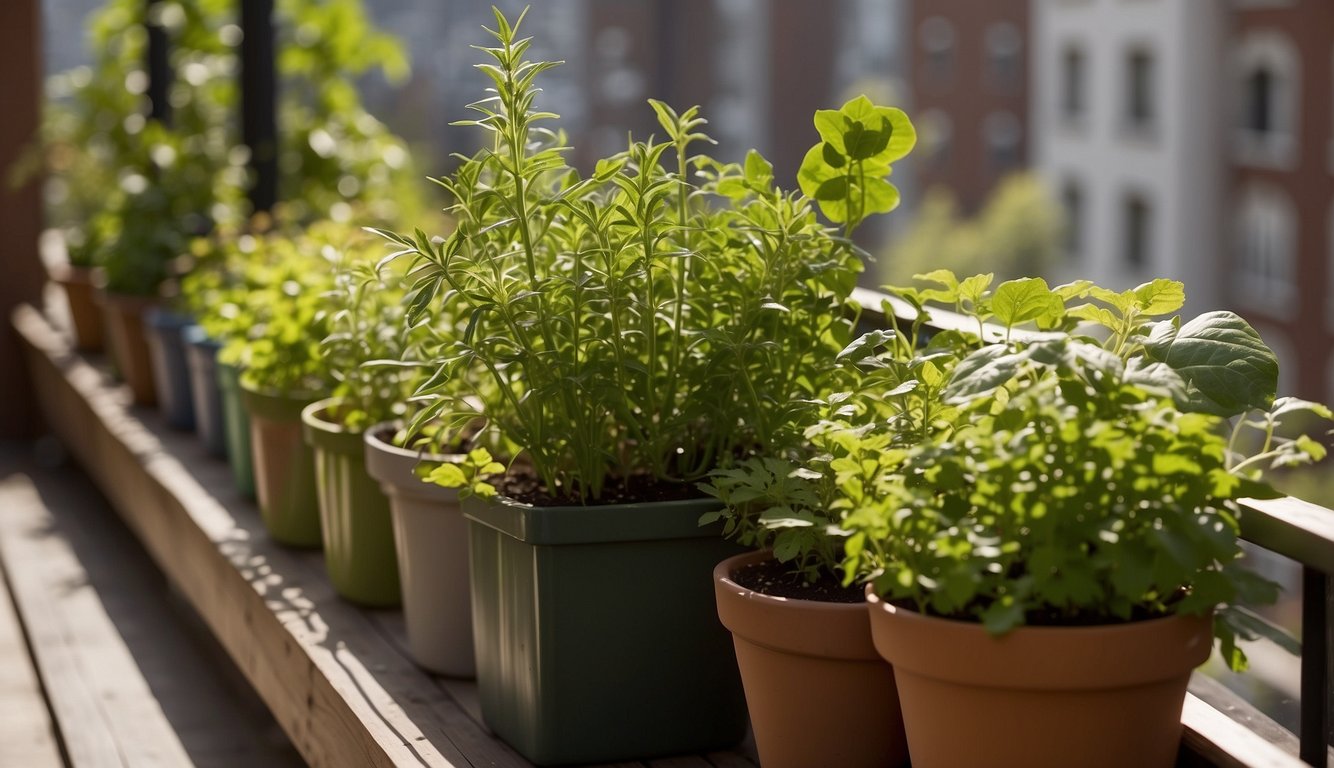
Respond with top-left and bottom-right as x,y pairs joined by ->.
12,303 -> 1314,768
13,305 -> 757,768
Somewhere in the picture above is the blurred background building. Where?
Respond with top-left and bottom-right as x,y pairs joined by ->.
40,0 -> 1333,409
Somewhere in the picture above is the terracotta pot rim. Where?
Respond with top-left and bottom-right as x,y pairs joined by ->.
715,550 -> 880,661
716,550 -> 866,613
49,262 -> 95,284
866,589 -> 1213,690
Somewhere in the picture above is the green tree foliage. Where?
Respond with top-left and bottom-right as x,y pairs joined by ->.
881,174 -> 1061,287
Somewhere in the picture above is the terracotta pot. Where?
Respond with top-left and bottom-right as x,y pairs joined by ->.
98,290 -> 159,406
144,308 -> 196,430
50,263 -> 103,351
714,551 -> 907,768
866,591 -> 1213,768
364,424 -> 472,675
301,401 -> 401,607
241,382 -> 323,548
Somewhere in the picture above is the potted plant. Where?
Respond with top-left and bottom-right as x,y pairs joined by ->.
838,273 -> 1331,767
299,235 -> 418,607
704,97 -> 919,768
358,283 -> 480,673
374,10 -> 932,762
226,224 -> 340,547
48,222 -> 108,352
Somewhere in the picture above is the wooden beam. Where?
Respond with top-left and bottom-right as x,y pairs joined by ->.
240,0 -> 277,213
0,0 -> 44,438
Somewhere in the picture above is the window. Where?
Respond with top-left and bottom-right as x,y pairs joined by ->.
918,109 -> 953,173
920,17 -> 956,84
1061,179 -> 1083,261
1060,46 -> 1085,121
986,23 -> 1022,92
1124,48 -> 1155,131
1122,193 -> 1151,269
1233,31 -> 1298,168
984,111 -> 1022,170
1234,184 -> 1296,313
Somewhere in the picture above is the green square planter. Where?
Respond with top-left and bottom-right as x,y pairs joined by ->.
302,400 -> 401,607
464,494 -> 748,765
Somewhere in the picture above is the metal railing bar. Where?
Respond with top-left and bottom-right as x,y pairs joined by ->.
1300,569 -> 1331,767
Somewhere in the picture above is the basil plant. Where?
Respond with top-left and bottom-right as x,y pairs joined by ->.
830,272 -> 1329,670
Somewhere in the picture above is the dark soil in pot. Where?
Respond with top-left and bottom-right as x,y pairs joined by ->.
730,558 -> 865,604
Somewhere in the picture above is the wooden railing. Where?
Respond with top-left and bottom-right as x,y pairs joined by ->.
855,286 -> 1334,767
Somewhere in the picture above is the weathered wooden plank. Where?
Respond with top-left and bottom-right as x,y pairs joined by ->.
0,533 -> 63,768
1182,693 -> 1311,768
13,304 -> 532,768
0,473 -> 185,767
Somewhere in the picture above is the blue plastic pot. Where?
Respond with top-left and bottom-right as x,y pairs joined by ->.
183,325 -> 226,457
144,308 -> 196,430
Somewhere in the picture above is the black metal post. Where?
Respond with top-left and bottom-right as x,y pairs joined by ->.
240,0 -> 277,214
1300,567 -> 1331,766
145,0 -> 171,124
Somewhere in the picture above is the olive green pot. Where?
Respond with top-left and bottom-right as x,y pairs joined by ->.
302,400 -> 401,607
216,360 -> 255,498
465,493 -> 747,765
240,382 -> 322,548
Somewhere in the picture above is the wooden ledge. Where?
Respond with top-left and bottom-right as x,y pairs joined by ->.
12,304 -> 757,768
10,304 -> 1313,768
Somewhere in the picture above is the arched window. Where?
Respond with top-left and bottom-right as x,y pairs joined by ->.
918,109 -> 953,172
920,17 -> 956,84
1234,31 -> 1299,167
986,23 -> 1022,92
1233,183 -> 1297,314
984,111 -> 1022,170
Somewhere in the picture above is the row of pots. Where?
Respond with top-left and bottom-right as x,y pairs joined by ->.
56,269 -> 1209,768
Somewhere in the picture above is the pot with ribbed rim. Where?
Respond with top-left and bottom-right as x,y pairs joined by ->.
865,590 -> 1213,768
714,550 -> 907,768
301,401 -> 400,607
240,381 -> 322,548
465,492 -> 748,765
364,423 -> 471,674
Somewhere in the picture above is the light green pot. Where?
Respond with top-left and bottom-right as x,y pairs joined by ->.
302,400 -> 401,607
216,361 -> 255,498
240,382 -> 323,548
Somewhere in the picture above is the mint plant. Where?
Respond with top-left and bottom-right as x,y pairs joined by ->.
376,9 -> 914,503
835,271 -> 1330,670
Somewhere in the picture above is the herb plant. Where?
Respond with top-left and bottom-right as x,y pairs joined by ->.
835,271 -> 1330,670
378,9 -> 914,503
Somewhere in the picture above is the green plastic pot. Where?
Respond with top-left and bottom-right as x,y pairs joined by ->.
465,494 -> 748,765
302,401 -> 401,607
216,361 -> 255,498
240,382 -> 322,548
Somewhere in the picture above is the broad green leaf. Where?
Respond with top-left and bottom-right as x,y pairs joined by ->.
1133,279 -> 1186,315
991,277 -> 1060,328
1144,312 -> 1278,416
944,346 -> 1024,403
